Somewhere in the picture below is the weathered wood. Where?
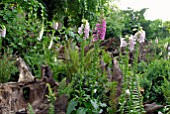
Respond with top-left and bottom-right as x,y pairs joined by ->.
144,102 -> 164,114
16,57 -> 34,82
0,78 -> 66,114
0,58 -> 67,114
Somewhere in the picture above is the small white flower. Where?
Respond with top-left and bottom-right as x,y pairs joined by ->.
126,89 -> 130,95
168,46 -> 170,51
0,25 -> 6,38
155,38 -> 158,44
158,111 -> 163,114
37,25 -> 44,41
52,22 -> 58,30
120,38 -> 127,48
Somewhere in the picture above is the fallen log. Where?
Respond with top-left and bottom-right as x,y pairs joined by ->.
0,58 -> 67,114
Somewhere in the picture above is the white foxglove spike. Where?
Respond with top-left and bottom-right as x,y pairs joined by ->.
129,35 -> 136,51
48,37 -> 54,49
37,24 -> 44,41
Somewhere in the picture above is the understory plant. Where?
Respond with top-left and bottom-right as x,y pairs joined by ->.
0,51 -> 18,83
58,17 -> 117,113
118,31 -> 146,113
140,58 -> 170,104
62,40 -> 110,114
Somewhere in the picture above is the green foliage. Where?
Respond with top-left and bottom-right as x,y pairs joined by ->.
66,100 -> 78,114
137,60 -> 147,73
38,0 -> 110,26
46,83 -> 56,114
120,8 -> 170,40
163,105 -> 170,114
28,103 -> 35,114
62,40 -> 110,113
58,78 -> 74,98
105,6 -> 125,38
107,81 -> 118,113
118,42 -> 145,114
0,2 -> 44,54
118,73 -> 145,114
161,77 -> 170,104
0,52 -> 18,83
140,58 -> 170,104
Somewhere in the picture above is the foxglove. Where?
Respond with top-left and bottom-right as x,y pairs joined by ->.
134,29 -> 146,43
78,24 -> 83,35
37,25 -> 44,41
129,35 -> 136,51
78,20 -> 90,39
120,38 -> 127,48
93,18 -> 106,41
84,20 -> 90,39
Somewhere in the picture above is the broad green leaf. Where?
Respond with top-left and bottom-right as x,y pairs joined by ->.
66,100 -> 78,114
76,107 -> 88,114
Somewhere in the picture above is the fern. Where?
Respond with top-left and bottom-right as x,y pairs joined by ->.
0,52 -> 18,83
108,81 -> 118,113
28,103 -> 35,114
118,74 -> 145,114
58,78 -> 74,98
64,41 -> 80,80
46,83 -> 56,114
161,77 -> 170,103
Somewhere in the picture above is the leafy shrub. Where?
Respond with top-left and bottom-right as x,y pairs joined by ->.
140,58 -> 170,104
161,77 -> 170,104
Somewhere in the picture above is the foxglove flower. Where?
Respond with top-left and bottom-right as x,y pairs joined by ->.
120,38 -> 127,48
93,18 -> 106,41
48,37 -> 54,49
100,18 -> 106,40
84,20 -> 90,39
0,25 -> 6,38
92,25 -> 99,41
78,24 -> 83,35
129,35 -> 136,51
37,25 -> 44,41
52,22 -> 58,30
78,20 -> 90,39
134,29 -> 146,43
